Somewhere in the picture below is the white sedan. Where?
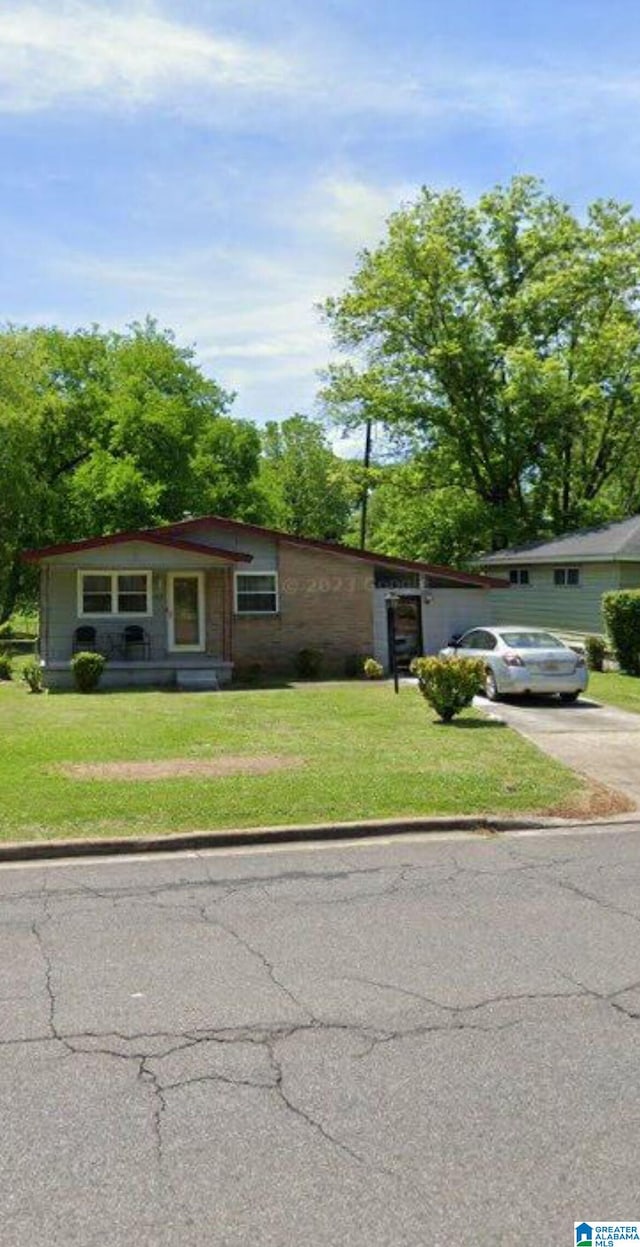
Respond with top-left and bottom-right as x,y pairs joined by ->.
439,626 -> 589,702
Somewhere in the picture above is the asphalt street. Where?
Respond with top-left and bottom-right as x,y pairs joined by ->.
2,825 -> 640,1246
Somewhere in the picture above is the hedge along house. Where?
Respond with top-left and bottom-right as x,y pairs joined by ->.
23,515 -> 506,690
478,514 -> 640,638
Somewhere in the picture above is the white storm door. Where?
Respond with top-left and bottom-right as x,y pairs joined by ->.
167,572 -> 205,652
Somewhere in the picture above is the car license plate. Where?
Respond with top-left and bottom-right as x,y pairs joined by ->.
543,661 -> 560,672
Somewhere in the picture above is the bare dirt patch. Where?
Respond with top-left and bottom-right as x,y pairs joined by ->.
61,755 -> 304,782
546,779 -> 636,820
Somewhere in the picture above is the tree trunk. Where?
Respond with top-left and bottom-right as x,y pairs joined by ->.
0,552 -> 23,623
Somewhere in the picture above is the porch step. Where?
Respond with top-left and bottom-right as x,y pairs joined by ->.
176,669 -> 220,692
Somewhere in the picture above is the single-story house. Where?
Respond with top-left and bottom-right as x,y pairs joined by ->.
478,514 -> 640,637
23,515 -> 506,689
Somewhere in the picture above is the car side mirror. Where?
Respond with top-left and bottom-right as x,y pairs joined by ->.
448,635 -> 461,648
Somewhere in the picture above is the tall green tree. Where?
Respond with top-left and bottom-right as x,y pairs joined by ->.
0,320 -> 263,620
259,415 -> 355,540
321,176 -> 640,552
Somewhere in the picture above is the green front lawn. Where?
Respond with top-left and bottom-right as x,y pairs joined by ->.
588,670 -> 640,714
0,677 -> 587,841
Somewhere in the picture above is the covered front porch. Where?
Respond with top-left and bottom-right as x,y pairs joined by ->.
35,537 -> 248,690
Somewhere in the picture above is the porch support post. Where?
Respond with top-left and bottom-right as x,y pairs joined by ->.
223,567 -> 233,662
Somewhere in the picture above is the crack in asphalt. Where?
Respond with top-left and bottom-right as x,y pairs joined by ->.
196,902 -> 314,1021
9,834 -> 640,1197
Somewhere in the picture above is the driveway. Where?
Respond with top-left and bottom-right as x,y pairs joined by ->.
476,692 -> 640,808
2,827 -> 640,1244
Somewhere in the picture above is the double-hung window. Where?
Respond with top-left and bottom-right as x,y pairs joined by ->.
235,572 -> 278,615
509,567 -> 530,585
553,567 -> 580,587
78,571 -> 152,617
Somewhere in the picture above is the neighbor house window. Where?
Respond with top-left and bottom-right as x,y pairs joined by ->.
553,567 -> 580,587
509,567 -> 530,585
235,572 -> 278,614
78,571 -> 152,616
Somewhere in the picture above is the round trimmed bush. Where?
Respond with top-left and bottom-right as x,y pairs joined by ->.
584,635 -> 606,672
21,658 -> 43,693
294,648 -> 323,680
71,651 -> 106,693
411,656 -> 484,722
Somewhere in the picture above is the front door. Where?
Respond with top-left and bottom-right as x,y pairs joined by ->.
388,595 -> 423,671
167,572 -> 204,652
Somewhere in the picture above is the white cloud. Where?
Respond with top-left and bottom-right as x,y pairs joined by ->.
38,171 -> 415,419
0,0 -> 637,131
0,1 -> 295,112
296,175 -> 414,248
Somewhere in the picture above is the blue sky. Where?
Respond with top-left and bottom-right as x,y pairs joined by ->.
2,0 -> 640,438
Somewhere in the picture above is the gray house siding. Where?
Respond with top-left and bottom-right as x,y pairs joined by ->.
487,561 -> 618,635
43,542 -> 215,664
618,562 -> 640,589
175,523 -> 277,571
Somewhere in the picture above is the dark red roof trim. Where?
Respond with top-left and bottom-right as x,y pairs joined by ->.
23,514 -> 508,587
22,530 -> 253,564
156,515 -> 508,588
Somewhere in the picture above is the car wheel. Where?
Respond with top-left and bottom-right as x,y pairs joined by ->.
484,668 -> 500,701
560,691 -> 580,703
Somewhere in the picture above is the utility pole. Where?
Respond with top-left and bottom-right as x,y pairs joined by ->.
359,418 -> 372,549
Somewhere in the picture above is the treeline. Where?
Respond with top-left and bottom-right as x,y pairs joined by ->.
322,176 -> 640,559
0,320 -> 359,620
5,176 -> 640,619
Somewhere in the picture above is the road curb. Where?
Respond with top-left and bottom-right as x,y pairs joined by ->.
0,812 -> 638,863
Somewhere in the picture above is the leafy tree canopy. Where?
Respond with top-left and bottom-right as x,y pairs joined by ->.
0,320 -> 263,619
258,414 -> 356,540
321,176 -> 640,553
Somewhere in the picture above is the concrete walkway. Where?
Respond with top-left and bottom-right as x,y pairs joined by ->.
476,693 -> 640,809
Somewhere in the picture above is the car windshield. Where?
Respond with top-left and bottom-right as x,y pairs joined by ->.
498,630 -> 564,649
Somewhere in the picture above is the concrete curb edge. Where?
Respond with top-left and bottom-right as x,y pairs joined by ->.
1,812 -> 638,863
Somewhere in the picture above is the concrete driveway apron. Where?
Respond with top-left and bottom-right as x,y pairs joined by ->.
475,694 -> 640,809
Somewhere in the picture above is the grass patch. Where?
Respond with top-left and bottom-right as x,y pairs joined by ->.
588,670 -> 640,714
0,677 -> 588,841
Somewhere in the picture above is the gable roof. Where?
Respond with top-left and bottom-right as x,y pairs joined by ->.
479,514 -> 640,565
22,530 -> 253,564
153,514 -> 507,587
23,514 -> 507,588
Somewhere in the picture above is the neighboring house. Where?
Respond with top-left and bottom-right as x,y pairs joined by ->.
23,515 -> 506,689
479,514 -> 640,637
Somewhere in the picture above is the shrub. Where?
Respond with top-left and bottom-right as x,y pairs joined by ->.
294,648 -> 323,679
363,657 -> 384,679
71,650 -> 106,693
0,651 -> 12,680
21,658 -> 43,693
411,656 -> 484,723
0,622 -> 13,641
602,591 -> 640,675
236,661 -> 263,685
344,653 -> 365,678
584,635 -> 606,672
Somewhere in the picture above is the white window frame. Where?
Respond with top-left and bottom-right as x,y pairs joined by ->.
167,571 -> 205,653
234,570 -> 279,615
509,567 -> 530,586
553,566 -> 581,588
78,570 -> 152,618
